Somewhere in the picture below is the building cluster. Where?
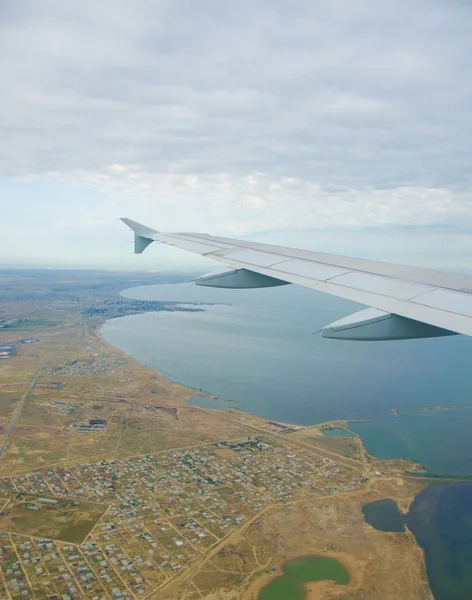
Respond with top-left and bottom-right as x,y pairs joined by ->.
0,318 -> 20,328
44,355 -> 126,377
75,419 -> 107,433
0,339 -> 38,360
0,536 -> 132,600
81,298 -> 204,320
0,438 -> 364,599
0,345 -> 12,359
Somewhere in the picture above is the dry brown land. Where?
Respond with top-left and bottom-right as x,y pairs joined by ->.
0,282 -> 434,600
155,478 -> 432,600
0,301 -> 254,476
290,424 -> 362,460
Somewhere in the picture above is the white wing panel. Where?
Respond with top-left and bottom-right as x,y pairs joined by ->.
227,249 -> 289,267
275,259 -> 350,281
156,235 -> 228,255
219,257 -> 472,335
328,271 -> 433,300
412,289 -> 472,318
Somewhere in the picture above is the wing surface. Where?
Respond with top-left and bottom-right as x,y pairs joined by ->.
121,218 -> 472,340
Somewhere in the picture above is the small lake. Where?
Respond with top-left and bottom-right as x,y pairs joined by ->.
363,483 -> 472,600
258,555 -> 350,599
322,427 -> 355,438
362,499 -> 405,532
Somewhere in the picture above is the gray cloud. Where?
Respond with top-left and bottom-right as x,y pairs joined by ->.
2,0 -> 471,183
1,0 -> 472,262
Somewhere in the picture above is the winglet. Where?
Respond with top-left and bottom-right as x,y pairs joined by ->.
120,218 -> 158,254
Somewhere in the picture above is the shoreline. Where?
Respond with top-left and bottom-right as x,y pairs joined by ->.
97,319 -> 219,400
97,319 -> 433,477
98,317 -> 308,428
98,321 -> 308,430
98,309 -> 471,481
97,320 -> 420,472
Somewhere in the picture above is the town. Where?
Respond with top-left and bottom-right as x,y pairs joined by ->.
0,438 -> 364,599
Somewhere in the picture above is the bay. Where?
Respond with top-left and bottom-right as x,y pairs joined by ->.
362,483 -> 472,600
349,409 -> 472,475
101,281 -> 472,473
406,482 -> 472,600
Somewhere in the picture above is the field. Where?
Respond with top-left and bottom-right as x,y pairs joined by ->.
0,294 -> 254,476
0,494 -> 107,544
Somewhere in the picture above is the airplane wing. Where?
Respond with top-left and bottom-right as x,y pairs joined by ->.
121,218 -> 472,341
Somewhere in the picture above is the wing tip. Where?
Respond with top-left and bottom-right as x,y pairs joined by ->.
120,218 -> 159,236
121,217 -> 158,254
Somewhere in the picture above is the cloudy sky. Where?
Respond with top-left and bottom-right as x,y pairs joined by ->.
1,0 -> 472,270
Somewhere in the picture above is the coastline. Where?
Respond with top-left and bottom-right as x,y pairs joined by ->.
99,319 -> 472,489
99,311 -> 472,482
99,320 -> 374,433
97,319 -> 428,475
96,318 -> 215,397
98,311 -> 436,476
103,283 -> 472,478
79,326 -> 436,600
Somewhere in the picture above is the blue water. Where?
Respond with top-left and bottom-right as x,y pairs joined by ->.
406,483 -> 472,600
350,409 -> 472,474
363,483 -> 472,600
101,282 -> 472,473
362,499 -> 405,532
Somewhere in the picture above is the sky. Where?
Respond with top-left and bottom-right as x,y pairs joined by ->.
1,0 -> 472,271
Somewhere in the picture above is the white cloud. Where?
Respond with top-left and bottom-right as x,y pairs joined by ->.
44,167 -> 472,234
0,0 -> 472,266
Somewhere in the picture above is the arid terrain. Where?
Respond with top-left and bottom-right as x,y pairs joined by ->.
0,269 -> 433,599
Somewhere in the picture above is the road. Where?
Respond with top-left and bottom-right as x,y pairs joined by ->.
0,354 -> 54,459
0,309 -> 83,461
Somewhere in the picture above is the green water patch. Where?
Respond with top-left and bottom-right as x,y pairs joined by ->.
259,576 -> 304,600
321,427 -> 355,438
362,499 -> 405,532
258,555 -> 350,599
283,555 -> 350,583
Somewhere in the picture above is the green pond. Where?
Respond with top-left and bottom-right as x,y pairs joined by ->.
259,556 -> 350,599
322,427 -> 355,438
259,576 -> 304,600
